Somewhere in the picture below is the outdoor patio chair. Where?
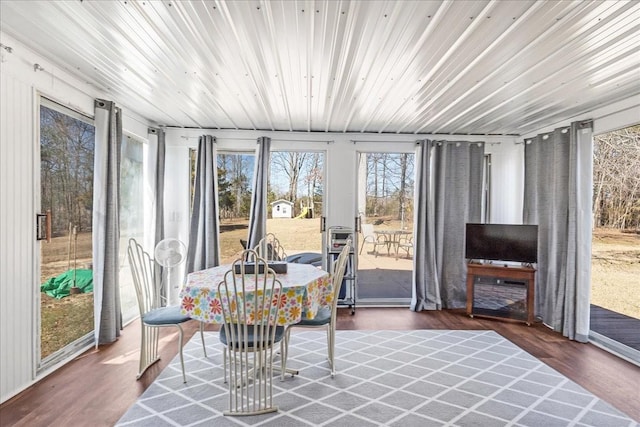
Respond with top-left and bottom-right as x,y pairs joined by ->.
396,234 -> 414,260
359,223 -> 388,256
127,238 -> 207,383
281,239 -> 352,378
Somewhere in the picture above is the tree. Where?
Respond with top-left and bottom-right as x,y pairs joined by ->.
364,153 -> 414,219
40,106 -> 94,236
271,152 -> 308,206
217,153 -> 253,219
217,167 -> 235,216
593,125 -> 640,230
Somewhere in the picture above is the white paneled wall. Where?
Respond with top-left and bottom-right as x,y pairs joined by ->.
0,67 -> 36,404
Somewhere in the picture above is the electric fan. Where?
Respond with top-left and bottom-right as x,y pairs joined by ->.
154,238 -> 187,305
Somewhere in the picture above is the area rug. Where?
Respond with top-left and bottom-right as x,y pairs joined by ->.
116,330 -> 638,426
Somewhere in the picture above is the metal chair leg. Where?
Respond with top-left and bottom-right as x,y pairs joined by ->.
176,325 -> 186,383
199,322 -> 207,358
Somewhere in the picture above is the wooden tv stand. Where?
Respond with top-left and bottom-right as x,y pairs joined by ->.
466,263 -> 535,325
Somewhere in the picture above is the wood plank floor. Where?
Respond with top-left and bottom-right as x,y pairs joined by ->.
1,308 -> 639,426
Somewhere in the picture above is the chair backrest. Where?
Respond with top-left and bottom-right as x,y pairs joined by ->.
330,239 -> 352,314
361,223 -> 374,238
402,235 -> 414,244
127,238 -> 159,316
218,249 -> 284,414
255,233 -> 287,261
218,249 -> 284,334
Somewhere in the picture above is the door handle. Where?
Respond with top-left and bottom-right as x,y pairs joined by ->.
36,210 -> 51,242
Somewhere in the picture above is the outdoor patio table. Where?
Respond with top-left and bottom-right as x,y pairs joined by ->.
374,230 -> 411,255
180,262 -> 331,325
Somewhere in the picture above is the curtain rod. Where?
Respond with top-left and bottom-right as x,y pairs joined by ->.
179,135 -> 334,143
415,140 -> 491,146
430,141 -> 488,147
351,139 -> 420,144
520,127 -> 572,144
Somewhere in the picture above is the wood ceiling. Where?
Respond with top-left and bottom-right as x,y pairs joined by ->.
1,0 -> 638,135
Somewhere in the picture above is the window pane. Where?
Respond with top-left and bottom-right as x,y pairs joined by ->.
590,124 -> 640,360
190,151 -> 255,263
267,151 -> 324,254
39,102 -> 95,361
357,152 -> 415,301
119,135 -> 145,324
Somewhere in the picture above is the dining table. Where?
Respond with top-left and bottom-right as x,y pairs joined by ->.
374,230 -> 412,255
180,262 -> 332,326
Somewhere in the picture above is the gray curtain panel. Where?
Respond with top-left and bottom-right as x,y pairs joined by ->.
411,140 -> 484,311
247,137 -> 271,250
186,135 -> 220,273
153,128 -> 166,251
523,121 -> 593,342
93,99 -> 122,345
148,127 -> 166,300
411,140 -> 440,310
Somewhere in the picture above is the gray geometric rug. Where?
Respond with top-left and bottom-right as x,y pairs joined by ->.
116,330 -> 638,426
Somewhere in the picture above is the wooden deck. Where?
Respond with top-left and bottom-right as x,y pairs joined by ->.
591,304 -> 640,351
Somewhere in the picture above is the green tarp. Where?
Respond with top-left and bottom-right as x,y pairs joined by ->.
40,269 -> 93,299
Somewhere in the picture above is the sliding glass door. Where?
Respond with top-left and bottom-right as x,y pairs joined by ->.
590,124 -> 640,362
356,151 -> 415,303
38,98 -> 95,368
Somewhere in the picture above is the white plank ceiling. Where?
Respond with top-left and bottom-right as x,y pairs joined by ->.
1,0 -> 638,135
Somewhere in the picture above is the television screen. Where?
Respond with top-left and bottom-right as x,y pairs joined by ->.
465,223 -> 538,263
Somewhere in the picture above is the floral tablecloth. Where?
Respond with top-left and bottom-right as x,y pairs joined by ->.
180,263 -> 332,325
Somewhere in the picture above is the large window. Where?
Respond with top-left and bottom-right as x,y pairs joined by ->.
39,98 -> 95,367
189,150 -> 255,264
267,151 -> 324,255
590,124 -> 640,361
119,134 -> 146,324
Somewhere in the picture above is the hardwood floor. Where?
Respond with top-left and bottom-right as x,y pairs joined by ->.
1,308 -> 639,426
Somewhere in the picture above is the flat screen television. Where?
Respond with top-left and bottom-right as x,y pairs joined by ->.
465,223 -> 538,263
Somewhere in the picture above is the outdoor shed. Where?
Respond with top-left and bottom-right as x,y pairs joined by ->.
271,200 -> 293,219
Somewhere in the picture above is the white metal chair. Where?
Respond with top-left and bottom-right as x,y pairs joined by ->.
255,233 -> 287,261
359,223 -> 388,256
218,249 -> 286,416
127,238 -> 206,383
281,239 -> 352,378
396,234 -> 414,259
